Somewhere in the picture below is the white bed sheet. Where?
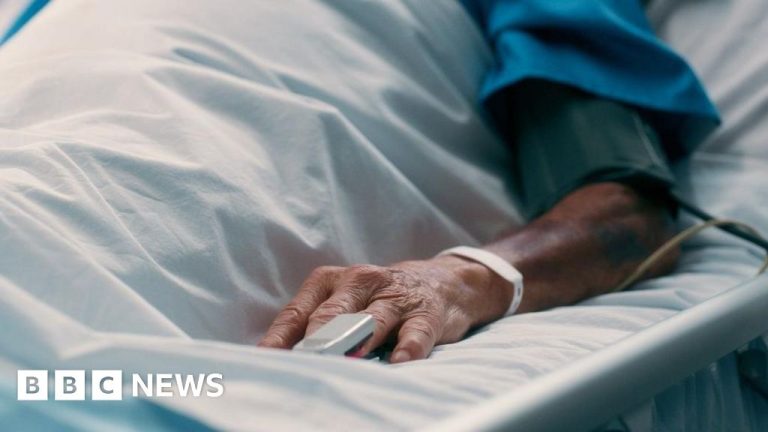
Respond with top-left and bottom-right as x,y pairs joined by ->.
0,0 -> 767,430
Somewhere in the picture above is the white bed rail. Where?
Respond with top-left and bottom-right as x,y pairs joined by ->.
424,273 -> 768,432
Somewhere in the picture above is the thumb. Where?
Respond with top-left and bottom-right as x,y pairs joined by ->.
389,316 -> 439,363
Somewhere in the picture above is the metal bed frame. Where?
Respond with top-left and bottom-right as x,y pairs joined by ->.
424,273 -> 768,432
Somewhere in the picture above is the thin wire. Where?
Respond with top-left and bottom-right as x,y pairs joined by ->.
614,219 -> 768,292
674,195 -> 768,251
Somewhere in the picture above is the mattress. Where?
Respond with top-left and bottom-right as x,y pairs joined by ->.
1,0 -> 767,430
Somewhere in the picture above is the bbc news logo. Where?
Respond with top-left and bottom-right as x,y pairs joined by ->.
17,370 -> 224,401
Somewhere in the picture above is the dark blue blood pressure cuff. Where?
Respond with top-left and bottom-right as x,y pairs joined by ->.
489,80 -> 677,219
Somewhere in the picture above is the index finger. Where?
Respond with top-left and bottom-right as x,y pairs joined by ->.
258,266 -> 340,349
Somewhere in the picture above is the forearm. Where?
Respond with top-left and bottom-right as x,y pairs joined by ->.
445,181 -> 678,324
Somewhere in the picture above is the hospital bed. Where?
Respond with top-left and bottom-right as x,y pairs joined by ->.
1,0 -> 767,430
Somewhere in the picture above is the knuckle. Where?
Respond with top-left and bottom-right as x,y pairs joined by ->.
307,311 -> 330,325
408,316 -> 440,339
309,265 -> 339,280
425,312 -> 443,330
309,303 -> 345,323
411,323 -> 436,340
343,289 -> 367,307
399,291 -> 431,313
347,264 -> 381,273
348,265 -> 392,285
321,297 -> 350,312
275,304 -> 304,324
368,308 -> 396,329
420,297 -> 441,314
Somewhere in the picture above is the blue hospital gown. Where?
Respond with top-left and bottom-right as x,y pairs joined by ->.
461,0 -> 720,156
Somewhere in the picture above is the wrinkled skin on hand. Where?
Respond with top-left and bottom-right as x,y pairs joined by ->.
258,256 -> 508,363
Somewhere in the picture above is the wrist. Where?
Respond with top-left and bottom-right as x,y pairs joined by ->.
431,253 -> 515,322
432,254 -> 489,286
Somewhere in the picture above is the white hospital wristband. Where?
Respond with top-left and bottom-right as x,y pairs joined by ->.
437,246 -> 524,316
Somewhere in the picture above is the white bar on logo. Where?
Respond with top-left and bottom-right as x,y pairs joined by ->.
17,370 -> 48,401
55,370 -> 85,401
92,370 -> 123,401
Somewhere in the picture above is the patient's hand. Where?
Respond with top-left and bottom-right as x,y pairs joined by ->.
259,182 -> 678,362
258,255 -> 504,363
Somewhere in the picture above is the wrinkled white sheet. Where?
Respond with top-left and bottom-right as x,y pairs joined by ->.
0,0 -> 767,430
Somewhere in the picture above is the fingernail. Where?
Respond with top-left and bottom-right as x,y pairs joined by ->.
390,350 -> 411,363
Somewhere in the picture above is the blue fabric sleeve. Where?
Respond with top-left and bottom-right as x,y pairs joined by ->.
461,0 -> 720,156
